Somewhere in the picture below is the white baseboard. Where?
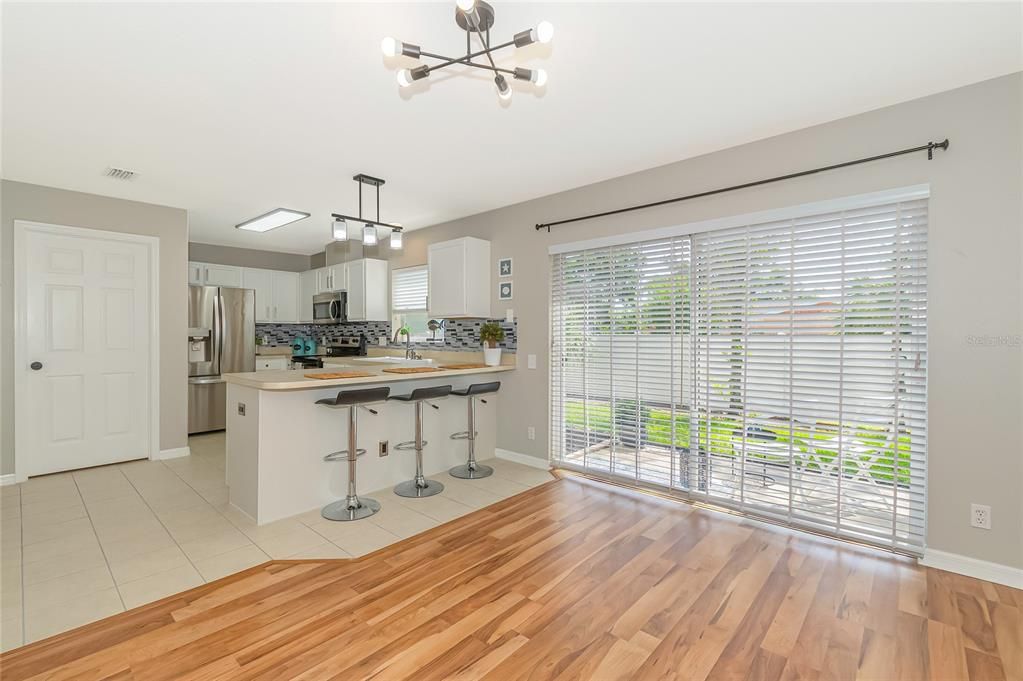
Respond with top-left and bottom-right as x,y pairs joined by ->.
0,474 -> 17,487
154,446 -> 191,461
920,549 -> 1023,589
494,448 -> 550,470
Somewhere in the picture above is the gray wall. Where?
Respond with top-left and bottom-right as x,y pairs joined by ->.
188,242 -> 313,272
1,181 -> 190,472
386,74 -> 1023,569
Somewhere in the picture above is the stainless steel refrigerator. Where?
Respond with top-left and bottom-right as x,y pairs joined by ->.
188,286 -> 255,434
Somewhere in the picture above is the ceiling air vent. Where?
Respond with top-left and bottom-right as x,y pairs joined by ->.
104,167 -> 136,180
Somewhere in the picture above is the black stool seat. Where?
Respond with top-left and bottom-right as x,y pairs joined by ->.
316,386 -> 390,408
389,385 -> 452,402
451,381 -> 501,397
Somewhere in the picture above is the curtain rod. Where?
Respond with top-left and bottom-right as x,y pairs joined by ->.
534,138 -> 949,232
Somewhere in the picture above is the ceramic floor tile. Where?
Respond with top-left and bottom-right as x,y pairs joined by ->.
391,494 -> 476,523
142,489 -> 208,514
364,503 -> 439,540
252,525 -> 328,559
235,517 -> 307,543
287,543 -> 351,559
179,527 -> 253,562
0,589 -> 22,622
19,495 -> 85,520
193,545 -> 269,582
308,520 -> 401,557
92,515 -> 167,544
108,545 -> 192,585
101,529 -> 177,563
23,531 -> 101,564
24,587 -> 123,644
117,564 -> 204,610
21,516 -> 94,547
1,614 -> 23,652
24,565 -> 115,613
435,478 -> 505,509
486,460 -> 555,487
22,543 -> 108,586
451,474 -> 530,499
165,515 -> 237,545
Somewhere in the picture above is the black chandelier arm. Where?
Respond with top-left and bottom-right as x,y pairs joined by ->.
421,55 -> 515,76
331,214 -> 403,232
418,39 -> 515,70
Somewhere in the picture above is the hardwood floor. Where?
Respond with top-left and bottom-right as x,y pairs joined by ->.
1,475 -> 1019,681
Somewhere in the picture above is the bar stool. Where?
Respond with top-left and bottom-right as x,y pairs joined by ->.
449,382 -> 500,479
315,386 -> 390,521
389,385 -> 452,498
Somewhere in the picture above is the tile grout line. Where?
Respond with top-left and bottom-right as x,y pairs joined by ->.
68,473 -> 127,616
117,463 -> 218,587
156,447 -> 271,571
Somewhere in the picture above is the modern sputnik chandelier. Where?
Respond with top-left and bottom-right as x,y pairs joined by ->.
381,0 -> 553,102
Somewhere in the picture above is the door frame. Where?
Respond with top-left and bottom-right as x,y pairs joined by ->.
13,220 -> 161,482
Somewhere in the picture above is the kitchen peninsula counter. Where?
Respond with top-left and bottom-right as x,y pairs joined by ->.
222,358 -> 514,525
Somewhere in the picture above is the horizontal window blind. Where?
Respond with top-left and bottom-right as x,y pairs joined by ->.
551,196 -> 928,555
391,266 -> 428,311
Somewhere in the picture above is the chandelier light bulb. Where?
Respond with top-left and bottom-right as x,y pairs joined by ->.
332,218 -> 348,242
397,69 -> 413,87
456,0 -> 476,12
533,68 -> 548,87
495,74 -> 511,101
381,37 -> 399,57
362,223 -> 378,246
536,21 -> 554,44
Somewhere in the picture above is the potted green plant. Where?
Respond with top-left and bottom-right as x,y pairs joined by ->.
479,322 -> 505,366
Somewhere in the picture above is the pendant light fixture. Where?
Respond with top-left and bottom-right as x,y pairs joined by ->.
382,1 -> 553,102
331,174 -> 404,249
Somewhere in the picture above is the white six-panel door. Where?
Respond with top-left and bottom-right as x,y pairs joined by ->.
18,222 -> 154,477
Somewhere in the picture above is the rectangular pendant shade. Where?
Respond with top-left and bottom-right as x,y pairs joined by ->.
332,219 -> 348,241
390,229 -> 403,249
362,223 -> 378,245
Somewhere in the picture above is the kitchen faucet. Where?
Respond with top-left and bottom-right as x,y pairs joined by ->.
392,327 -> 422,360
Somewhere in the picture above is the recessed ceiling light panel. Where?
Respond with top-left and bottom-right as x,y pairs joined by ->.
236,208 -> 310,232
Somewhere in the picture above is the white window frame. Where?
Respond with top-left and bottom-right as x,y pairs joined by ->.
391,265 -> 432,341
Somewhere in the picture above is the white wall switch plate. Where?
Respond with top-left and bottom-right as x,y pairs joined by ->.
527,426 -> 536,440
505,308 -> 514,323
527,354 -> 537,369
971,503 -> 991,529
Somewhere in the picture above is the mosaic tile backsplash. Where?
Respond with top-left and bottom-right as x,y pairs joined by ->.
255,319 -> 517,352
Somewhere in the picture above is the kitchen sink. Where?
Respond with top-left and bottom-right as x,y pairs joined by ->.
348,357 -> 436,366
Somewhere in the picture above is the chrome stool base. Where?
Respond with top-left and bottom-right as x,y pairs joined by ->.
449,462 -> 494,479
394,478 -> 445,498
322,496 -> 381,522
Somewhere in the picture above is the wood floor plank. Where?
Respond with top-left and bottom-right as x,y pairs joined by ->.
1,477 -> 1020,681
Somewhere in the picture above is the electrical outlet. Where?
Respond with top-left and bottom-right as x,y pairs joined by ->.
237,403 -> 246,416
527,354 -> 537,369
379,440 -> 389,457
970,503 -> 991,530
527,426 -> 536,441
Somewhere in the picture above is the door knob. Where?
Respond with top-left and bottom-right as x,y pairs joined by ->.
30,361 -> 43,370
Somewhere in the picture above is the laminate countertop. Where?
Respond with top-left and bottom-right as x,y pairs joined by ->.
223,359 -> 514,391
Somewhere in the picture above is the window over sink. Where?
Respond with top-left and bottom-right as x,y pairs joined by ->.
391,265 -> 437,341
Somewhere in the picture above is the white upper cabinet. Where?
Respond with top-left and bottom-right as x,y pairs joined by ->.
241,268 -> 273,322
189,262 -> 243,288
241,268 -> 299,323
315,263 -> 346,293
271,271 -> 300,323
428,237 -> 490,318
347,258 -> 388,321
300,269 -> 318,322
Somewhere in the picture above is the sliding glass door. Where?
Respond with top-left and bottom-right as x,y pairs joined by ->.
550,196 -> 928,554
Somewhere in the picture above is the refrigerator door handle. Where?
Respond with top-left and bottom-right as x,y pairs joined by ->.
215,291 -> 225,376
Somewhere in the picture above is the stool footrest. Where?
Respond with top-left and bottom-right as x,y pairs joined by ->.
450,431 -> 478,440
323,449 -> 366,461
394,440 -> 427,451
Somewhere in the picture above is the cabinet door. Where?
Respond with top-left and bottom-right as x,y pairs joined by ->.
241,268 -> 274,322
203,263 -> 243,288
327,264 -> 347,291
315,267 -> 331,293
347,259 -> 366,321
271,271 -> 300,323
363,259 -> 389,321
428,241 -> 466,317
299,270 -> 317,322
187,262 -> 204,285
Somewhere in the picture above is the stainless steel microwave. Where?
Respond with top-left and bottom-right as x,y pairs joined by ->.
312,291 -> 347,324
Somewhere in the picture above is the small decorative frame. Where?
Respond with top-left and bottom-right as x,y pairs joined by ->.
498,257 -> 513,278
498,280 -> 513,300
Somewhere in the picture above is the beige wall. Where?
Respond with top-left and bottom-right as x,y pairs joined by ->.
188,242 -> 314,272
387,73 -> 1023,568
1,181 -> 190,473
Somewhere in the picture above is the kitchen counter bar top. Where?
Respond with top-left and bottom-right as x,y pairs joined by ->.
224,360 -> 514,391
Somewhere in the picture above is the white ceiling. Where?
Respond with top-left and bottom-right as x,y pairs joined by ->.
3,2 -> 1020,255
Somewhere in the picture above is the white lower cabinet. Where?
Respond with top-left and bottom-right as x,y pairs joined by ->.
256,356 -> 289,371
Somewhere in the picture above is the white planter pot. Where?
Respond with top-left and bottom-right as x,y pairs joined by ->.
483,347 -> 502,367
